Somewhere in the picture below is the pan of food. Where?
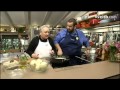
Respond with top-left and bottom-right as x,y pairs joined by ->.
50,55 -> 69,64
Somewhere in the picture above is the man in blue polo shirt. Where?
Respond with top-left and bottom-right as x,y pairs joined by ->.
54,18 -> 90,66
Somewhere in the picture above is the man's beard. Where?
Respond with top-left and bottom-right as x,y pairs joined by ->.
68,29 -> 74,33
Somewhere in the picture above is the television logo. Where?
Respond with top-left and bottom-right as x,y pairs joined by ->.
95,15 -> 117,20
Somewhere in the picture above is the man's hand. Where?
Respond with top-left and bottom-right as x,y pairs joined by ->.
55,43 -> 63,56
57,50 -> 63,56
85,46 -> 91,57
85,49 -> 90,57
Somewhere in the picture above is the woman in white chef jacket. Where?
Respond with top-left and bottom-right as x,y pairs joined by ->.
26,25 -> 57,59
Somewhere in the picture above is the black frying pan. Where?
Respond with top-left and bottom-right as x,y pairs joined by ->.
50,55 -> 69,64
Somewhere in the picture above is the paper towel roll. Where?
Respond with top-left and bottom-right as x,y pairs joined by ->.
99,36 -> 103,44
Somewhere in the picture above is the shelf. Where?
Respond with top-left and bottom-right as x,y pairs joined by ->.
0,32 -> 28,35
77,12 -> 120,30
82,21 -> 120,30
0,49 -> 20,54
93,21 -> 120,28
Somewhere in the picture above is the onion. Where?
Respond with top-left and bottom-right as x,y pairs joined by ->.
30,60 -> 36,66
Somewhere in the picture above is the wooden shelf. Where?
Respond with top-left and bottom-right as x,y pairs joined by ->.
0,32 -> 28,35
0,32 -> 29,54
0,49 -> 20,54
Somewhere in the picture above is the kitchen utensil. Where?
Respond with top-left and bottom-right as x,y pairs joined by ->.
50,55 -> 69,64
75,56 -> 92,63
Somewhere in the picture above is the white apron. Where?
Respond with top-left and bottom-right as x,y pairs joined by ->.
34,39 -> 52,58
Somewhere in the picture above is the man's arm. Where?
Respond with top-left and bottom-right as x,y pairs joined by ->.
48,37 -> 57,55
83,37 -> 91,55
54,32 -> 63,56
55,44 -> 63,55
80,31 -> 90,48
79,30 -> 91,55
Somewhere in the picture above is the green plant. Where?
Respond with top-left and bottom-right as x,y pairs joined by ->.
104,41 -> 120,62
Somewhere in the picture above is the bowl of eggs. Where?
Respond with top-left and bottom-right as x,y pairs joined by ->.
28,58 -> 49,73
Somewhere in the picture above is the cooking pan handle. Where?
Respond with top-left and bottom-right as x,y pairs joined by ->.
75,56 -> 91,63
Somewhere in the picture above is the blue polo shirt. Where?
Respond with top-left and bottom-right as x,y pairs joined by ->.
54,28 -> 89,47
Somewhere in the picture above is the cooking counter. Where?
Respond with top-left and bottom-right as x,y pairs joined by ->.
1,60 -> 120,79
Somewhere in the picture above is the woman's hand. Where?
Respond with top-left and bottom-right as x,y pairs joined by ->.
50,50 -> 55,55
31,53 -> 39,59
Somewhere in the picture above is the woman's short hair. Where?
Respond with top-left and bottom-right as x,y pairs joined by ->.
39,25 -> 50,32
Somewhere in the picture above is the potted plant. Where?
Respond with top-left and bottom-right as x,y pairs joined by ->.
104,41 -> 120,62
16,27 -> 26,39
